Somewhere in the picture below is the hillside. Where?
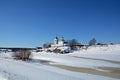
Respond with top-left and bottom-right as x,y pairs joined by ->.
0,44 -> 120,80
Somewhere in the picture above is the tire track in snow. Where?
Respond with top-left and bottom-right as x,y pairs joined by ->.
73,56 -> 120,65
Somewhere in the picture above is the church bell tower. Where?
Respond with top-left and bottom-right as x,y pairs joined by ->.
54,37 -> 58,45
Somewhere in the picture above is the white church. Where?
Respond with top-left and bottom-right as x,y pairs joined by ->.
38,37 -> 71,53
51,37 -> 68,47
50,37 -> 70,53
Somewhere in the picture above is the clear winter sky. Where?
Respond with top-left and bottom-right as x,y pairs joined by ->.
0,0 -> 120,47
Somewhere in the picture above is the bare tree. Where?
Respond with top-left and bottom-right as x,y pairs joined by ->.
43,42 -> 51,48
89,38 -> 96,46
68,39 -> 78,50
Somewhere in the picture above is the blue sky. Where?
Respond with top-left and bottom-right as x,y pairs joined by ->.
0,0 -> 120,47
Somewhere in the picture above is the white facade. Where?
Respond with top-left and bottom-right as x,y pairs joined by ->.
52,37 -> 66,47
44,37 -> 71,53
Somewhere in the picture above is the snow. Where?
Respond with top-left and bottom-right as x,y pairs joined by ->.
71,44 -> 120,61
0,75 -> 7,80
0,52 -> 12,59
0,58 -> 81,80
32,51 -> 120,68
0,44 -> 120,80
0,58 -> 119,80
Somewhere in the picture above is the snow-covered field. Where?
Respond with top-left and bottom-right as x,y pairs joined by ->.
0,44 -> 120,80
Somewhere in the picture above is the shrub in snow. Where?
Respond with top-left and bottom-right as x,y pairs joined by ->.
53,48 -> 62,54
12,50 -> 31,60
97,43 -> 108,47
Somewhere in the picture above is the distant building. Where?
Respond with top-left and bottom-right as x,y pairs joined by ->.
38,37 -> 71,53
51,37 -> 68,47
50,37 -> 70,53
